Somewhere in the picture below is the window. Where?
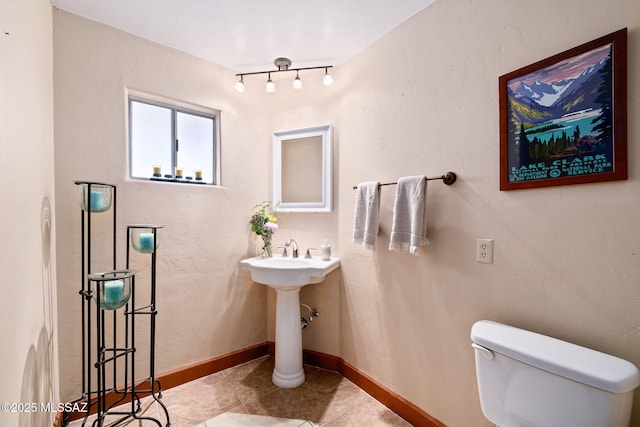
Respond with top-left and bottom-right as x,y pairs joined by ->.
128,95 -> 219,185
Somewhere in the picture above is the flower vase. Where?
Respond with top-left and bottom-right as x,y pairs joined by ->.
260,236 -> 273,258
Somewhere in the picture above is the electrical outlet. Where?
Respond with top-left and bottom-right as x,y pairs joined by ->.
476,239 -> 494,264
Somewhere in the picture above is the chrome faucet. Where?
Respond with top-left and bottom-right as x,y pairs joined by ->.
285,238 -> 299,258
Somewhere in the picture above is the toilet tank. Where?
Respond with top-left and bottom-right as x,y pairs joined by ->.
471,320 -> 640,427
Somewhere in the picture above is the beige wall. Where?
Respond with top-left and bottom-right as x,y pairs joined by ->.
334,0 -> 640,425
51,0 -> 640,425
52,9 -> 272,402
0,0 -> 58,425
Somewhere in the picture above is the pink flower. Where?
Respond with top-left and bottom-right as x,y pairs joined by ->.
264,222 -> 278,231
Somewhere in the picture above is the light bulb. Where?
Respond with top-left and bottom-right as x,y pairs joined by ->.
293,73 -> 302,89
323,69 -> 333,86
266,74 -> 276,92
234,77 -> 245,93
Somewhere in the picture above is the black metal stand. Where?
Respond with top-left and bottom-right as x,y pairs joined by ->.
67,182 -> 168,427
126,225 -> 170,426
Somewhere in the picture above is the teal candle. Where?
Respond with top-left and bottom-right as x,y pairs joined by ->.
138,232 -> 154,252
90,191 -> 104,211
103,280 -> 124,305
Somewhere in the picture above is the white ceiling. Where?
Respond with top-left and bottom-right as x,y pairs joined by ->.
50,0 -> 436,73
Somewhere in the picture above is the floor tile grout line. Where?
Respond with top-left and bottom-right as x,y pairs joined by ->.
317,413 -> 349,427
220,368 -> 247,408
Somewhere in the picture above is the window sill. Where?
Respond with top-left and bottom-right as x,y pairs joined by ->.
148,176 -> 209,185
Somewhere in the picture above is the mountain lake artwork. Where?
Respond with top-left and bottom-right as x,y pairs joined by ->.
499,29 -> 627,190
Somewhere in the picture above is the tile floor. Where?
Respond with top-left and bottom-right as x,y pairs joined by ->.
70,356 -> 412,426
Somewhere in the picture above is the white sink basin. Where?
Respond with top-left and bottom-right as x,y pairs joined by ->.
240,254 -> 340,388
240,256 -> 340,288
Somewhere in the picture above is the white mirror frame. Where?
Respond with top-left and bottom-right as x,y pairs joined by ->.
273,124 -> 332,213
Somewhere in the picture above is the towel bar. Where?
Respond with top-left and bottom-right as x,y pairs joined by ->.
352,172 -> 456,189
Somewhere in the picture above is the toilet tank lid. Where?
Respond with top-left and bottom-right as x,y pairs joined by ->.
471,320 -> 640,393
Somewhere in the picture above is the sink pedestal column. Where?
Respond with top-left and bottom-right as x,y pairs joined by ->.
239,256 -> 341,388
272,287 -> 305,388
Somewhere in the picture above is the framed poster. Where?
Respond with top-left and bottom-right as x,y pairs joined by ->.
499,28 -> 627,190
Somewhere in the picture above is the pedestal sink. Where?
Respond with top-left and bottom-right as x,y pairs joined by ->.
240,255 -> 340,388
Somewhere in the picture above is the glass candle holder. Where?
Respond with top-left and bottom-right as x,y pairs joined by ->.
175,167 -> 183,179
152,165 -> 162,177
194,169 -> 203,181
88,269 -> 135,310
77,182 -> 113,213
130,226 -> 162,253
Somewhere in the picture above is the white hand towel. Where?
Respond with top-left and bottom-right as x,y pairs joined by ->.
352,181 -> 380,251
389,176 -> 428,255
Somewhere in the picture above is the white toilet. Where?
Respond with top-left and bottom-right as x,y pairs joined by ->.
471,320 -> 640,427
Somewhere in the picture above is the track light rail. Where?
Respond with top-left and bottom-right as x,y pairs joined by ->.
236,64 -> 333,78
234,57 -> 334,92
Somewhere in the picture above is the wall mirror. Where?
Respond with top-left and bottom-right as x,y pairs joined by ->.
273,124 -> 332,213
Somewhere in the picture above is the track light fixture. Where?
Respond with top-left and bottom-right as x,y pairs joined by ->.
323,67 -> 334,86
293,71 -> 302,89
265,73 -> 276,92
234,75 -> 245,93
235,57 -> 333,93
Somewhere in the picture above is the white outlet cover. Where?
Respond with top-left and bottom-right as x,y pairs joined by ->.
476,238 -> 494,264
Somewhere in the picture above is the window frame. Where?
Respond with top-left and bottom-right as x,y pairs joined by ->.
127,91 -> 220,185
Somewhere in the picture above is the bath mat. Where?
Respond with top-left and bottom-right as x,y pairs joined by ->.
195,412 -> 310,427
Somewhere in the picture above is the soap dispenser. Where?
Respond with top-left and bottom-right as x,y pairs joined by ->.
321,239 -> 331,261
